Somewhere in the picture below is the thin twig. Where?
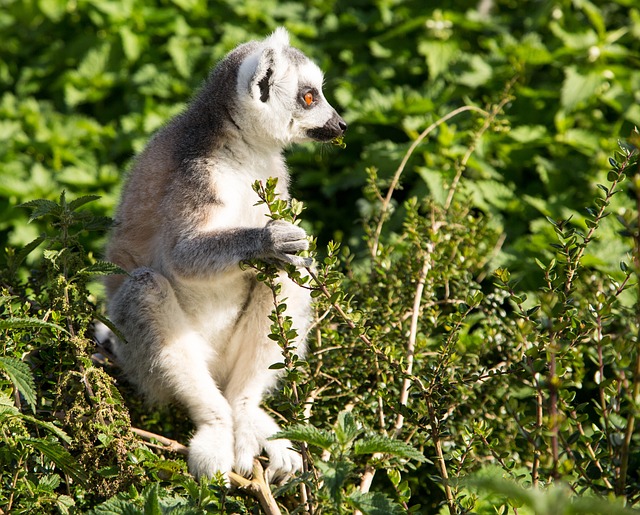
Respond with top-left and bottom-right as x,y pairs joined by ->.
130,427 -> 189,455
444,90 -> 514,212
370,105 -> 488,257
428,399 -> 456,514
394,255 -> 431,437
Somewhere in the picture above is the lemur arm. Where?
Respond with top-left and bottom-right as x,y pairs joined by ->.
168,221 -> 310,278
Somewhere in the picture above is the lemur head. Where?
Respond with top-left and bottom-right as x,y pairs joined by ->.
234,28 -> 347,146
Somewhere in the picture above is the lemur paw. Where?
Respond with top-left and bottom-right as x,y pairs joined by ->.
263,437 -> 303,484
264,220 -> 312,267
188,426 -> 234,485
233,429 -> 262,478
233,422 -> 302,483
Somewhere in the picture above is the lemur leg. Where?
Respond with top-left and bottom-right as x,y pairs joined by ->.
223,279 -> 306,481
109,267 -> 234,481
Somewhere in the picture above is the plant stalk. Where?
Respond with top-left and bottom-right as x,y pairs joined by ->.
617,158 -> 640,496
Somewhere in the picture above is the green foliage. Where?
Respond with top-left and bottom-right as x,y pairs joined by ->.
0,194 -> 145,512
275,410 -> 427,512
2,0 -> 640,513
90,478 -> 248,515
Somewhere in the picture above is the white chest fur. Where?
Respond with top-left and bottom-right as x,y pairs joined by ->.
204,153 -> 287,232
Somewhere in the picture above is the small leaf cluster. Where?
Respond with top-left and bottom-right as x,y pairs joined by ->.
278,411 -> 426,514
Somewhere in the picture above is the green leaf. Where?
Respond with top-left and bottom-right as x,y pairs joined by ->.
79,261 -> 128,277
91,496 -> 144,515
0,317 -> 68,333
77,43 -> 110,79
508,125 -> 548,144
120,26 -> 141,62
418,40 -> 457,80
575,0 -> 606,37
38,474 -> 61,491
455,54 -> 493,88
67,194 -> 101,212
20,415 -> 72,443
316,460 -> 352,503
347,490 -> 405,515
168,36 -> 191,78
38,0 -> 68,21
56,494 -> 75,514
0,356 -> 37,412
0,391 -> 20,416
143,484 -> 162,515
561,66 -> 602,112
9,234 -> 47,271
19,199 -> 61,222
354,434 -> 427,463
273,424 -> 337,451
26,438 -> 88,485
335,411 -> 362,446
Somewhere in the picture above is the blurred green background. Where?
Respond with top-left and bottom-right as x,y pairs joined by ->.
2,0 -> 639,290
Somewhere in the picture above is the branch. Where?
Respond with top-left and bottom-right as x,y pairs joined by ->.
131,427 -> 282,515
130,427 -> 189,455
370,104 -> 488,257
394,254 -> 431,437
236,460 -> 283,515
444,84 -> 514,212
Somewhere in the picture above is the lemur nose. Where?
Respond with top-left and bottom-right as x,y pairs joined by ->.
338,120 -> 348,133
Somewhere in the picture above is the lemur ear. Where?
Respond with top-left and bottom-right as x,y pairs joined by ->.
252,48 -> 275,103
238,28 -> 289,103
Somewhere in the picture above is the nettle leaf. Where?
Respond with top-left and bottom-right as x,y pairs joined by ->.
507,125 -> 549,144
19,199 -> 61,222
78,42 -> 111,79
79,261 -> 128,278
119,26 -> 141,62
316,460 -> 353,503
455,54 -> 493,88
91,497 -> 143,515
0,392 -> 20,417
335,411 -> 362,446
143,484 -> 162,515
273,424 -> 337,451
347,490 -> 405,515
418,40 -> 458,80
0,356 -> 37,412
9,234 -> 47,270
22,415 -> 72,443
67,194 -> 101,212
26,438 -> 88,485
354,434 -> 428,463
0,316 -> 68,333
56,495 -> 75,514
168,36 -> 192,78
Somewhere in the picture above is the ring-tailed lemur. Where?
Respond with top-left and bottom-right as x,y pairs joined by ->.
104,27 -> 346,483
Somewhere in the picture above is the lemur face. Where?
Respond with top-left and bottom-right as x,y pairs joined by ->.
236,28 -> 347,146
293,60 -> 348,143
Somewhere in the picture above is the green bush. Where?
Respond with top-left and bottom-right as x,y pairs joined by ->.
2,0 -> 640,513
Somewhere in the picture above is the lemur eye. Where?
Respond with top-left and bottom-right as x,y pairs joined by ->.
303,91 -> 314,106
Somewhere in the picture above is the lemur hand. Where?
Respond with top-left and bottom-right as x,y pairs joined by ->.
263,219 -> 312,267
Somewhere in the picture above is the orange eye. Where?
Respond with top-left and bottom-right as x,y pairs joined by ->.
303,91 -> 314,106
